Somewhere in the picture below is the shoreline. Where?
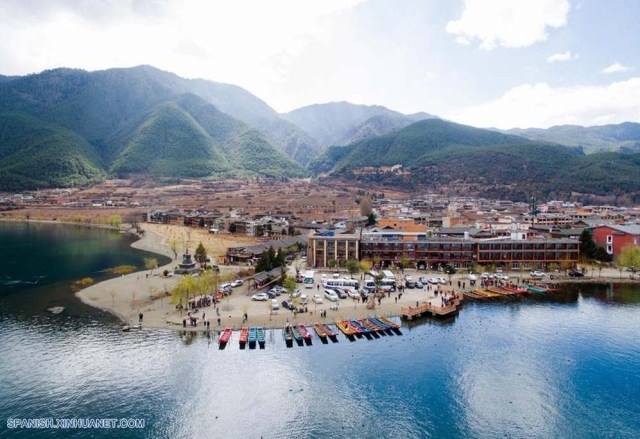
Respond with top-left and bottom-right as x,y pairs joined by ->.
71,222 -> 640,332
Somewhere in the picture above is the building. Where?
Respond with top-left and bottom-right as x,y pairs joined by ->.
309,230 -> 579,270
592,225 -> 640,258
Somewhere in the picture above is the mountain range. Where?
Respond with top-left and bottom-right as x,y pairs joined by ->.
1,65 -> 640,202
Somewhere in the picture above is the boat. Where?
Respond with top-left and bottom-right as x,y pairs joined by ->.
474,288 -> 501,298
376,316 -> 403,335
291,324 -> 304,345
336,320 -> 356,340
121,326 -> 130,332
368,317 -> 393,335
239,326 -> 249,348
218,327 -> 232,348
314,323 -> 328,342
525,283 -> 548,294
283,324 -> 294,348
298,324 -> 312,345
320,323 -> 338,342
248,326 -> 257,349
486,286 -> 516,297
502,285 -> 528,295
350,320 -> 372,339
358,319 -> 381,338
256,327 -> 265,349
463,290 -> 487,300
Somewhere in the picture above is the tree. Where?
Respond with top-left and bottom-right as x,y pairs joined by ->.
107,215 -> 122,228
359,195 -> 373,216
367,212 -> 377,226
359,259 -> 373,274
593,246 -> 612,262
346,260 -> 360,276
283,276 -> 297,295
444,264 -> 457,282
169,240 -> 178,260
617,245 -> 640,277
274,249 -> 286,268
255,252 -> 271,273
327,259 -> 337,268
144,257 -> 158,274
228,222 -> 237,233
195,242 -> 207,264
267,246 -> 277,268
579,229 -> 597,260
198,217 -> 205,228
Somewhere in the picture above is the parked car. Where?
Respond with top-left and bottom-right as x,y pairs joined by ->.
428,277 -> 439,284
418,277 -> 428,284
415,281 -> 424,289
271,299 -> 280,310
467,274 -> 478,281
251,293 -> 268,301
273,286 -> 286,294
530,271 -> 545,278
292,289 -> 301,298
568,269 -> 584,277
495,273 -> 509,281
300,294 -> 308,305
231,279 -> 243,288
437,277 -> 447,285
264,290 -> 277,299
281,300 -> 295,310
312,294 -> 323,304
218,284 -> 232,295
334,288 -> 347,299
405,281 -> 416,289
347,289 -> 360,299
324,290 -> 339,302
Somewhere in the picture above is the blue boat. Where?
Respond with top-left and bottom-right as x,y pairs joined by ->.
248,327 -> 257,349
369,317 -> 394,335
256,327 -> 265,349
350,320 -> 373,340
525,284 -> 547,294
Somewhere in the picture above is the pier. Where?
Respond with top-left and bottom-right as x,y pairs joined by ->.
400,294 -> 462,320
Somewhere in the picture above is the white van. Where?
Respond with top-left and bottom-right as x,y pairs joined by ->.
300,294 -> 308,305
271,299 -> 280,310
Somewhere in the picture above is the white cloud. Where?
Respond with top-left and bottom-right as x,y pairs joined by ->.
547,51 -> 578,63
602,62 -> 633,74
455,36 -> 471,46
446,0 -> 570,50
447,77 -> 640,129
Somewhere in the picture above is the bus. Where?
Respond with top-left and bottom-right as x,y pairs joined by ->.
322,278 -> 360,291
302,270 -> 315,288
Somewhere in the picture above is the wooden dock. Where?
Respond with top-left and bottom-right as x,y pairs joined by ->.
400,296 -> 462,320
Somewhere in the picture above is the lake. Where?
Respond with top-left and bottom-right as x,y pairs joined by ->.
0,222 -> 639,438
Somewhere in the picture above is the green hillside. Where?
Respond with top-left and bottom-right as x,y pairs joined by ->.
109,101 -> 232,178
506,122 -> 640,154
313,117 -> 640,201
0,112 -> 105,190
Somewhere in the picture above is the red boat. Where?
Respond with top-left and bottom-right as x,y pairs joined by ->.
238,326 -> 249,347
298,324 -> 312,344
219,327 -> 232,346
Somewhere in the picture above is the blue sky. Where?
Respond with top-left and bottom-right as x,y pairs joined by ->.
0,0 -> 638,129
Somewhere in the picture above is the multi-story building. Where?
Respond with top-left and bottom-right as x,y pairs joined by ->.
593,225 -> 640,258
309,230 -> 579,270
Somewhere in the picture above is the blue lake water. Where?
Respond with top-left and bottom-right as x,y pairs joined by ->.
0,222 -> 639,438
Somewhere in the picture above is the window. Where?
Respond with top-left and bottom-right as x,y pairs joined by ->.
606,244 -> 613,254
607,235 -> 613,244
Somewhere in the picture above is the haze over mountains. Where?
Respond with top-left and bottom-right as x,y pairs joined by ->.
1,65 -> 640,202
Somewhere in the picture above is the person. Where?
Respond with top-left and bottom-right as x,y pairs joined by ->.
182,319 -> 186,328
317,284 -> 319,291
216,307 -> 220,316
139,312 -> 143,322
217,317 -> 221,326
416,301 -> 419,307
202,312 -> 205,320
395,297 -> 397,303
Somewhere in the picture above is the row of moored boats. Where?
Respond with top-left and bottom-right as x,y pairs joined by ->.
464,282 -> 559,300
217,317 -> 403,349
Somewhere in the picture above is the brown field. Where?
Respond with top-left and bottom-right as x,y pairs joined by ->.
1,178 -> 413,224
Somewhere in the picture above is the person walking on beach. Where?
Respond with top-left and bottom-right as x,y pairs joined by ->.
217,317 -> 221,326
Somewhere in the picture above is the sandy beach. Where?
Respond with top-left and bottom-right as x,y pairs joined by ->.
76,223 -> 640,332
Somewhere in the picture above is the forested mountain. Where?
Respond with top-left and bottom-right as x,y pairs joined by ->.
0,68 -> 305,189
505,122 -> 640,154
310,118 -> 640,202
0,66 -> 320,166
282,101 -> 436,147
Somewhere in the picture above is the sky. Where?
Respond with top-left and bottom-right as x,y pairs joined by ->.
0,0 -> 639,129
